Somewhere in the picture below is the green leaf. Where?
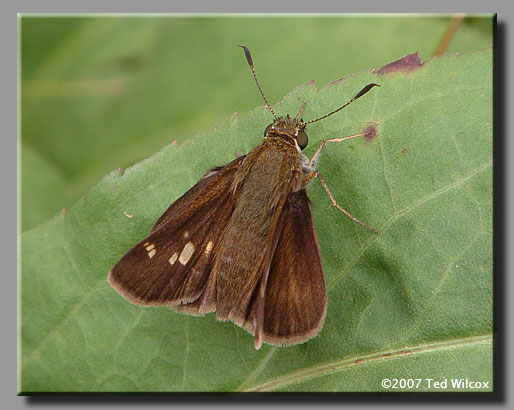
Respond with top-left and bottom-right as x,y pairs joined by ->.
20,48 -> 492,392
20,144 -> 70,231
20,16 -> 494,231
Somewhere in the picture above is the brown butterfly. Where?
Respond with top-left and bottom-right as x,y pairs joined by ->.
108,45 -> 379,349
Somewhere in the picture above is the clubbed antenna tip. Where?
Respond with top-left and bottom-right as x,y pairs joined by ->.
305,83 -> 380,125
238,45 -> 277,120
239,45 -> 253,68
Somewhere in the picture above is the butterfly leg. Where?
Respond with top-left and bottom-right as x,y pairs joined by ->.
303,133 -> 379,233
308,133 -> 365,169
303,170 -> 379,233
303,170 -> 378,233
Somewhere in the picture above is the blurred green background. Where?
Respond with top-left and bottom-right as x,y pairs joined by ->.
20,15 -> 493,232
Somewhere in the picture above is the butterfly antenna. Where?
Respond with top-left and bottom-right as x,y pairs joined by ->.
294,101 -> 307,120
304,83 -> 380,125
239,45 -> 278,120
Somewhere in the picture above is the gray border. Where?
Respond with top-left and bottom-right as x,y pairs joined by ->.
11,0 -> 511,409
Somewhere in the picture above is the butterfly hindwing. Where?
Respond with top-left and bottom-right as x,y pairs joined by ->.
244,188 -> 327,347
108,156 -> 244,306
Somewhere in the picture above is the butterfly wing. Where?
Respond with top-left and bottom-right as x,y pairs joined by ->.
173,161 -> 297,319
110,150 -> 325,348
108,156 -> 244,307
244,188 -> 327,347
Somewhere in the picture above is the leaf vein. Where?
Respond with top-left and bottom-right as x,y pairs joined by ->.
327,161 -> 492,291
399,232 -> 484,344
22,277 -> 106,371
242,334 -> 491,392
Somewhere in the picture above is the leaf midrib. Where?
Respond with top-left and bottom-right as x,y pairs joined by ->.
241,334 -> 492,392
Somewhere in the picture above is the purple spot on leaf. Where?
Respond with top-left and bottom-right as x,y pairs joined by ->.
377,52 -> 422,75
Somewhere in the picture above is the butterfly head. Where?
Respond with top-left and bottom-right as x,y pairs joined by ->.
239,44 -> 380,153
264,115 -> 309,150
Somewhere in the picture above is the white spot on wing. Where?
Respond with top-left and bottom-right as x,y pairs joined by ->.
205,241 -> 213,255
184,231 -> 189,239
179,242 -> 195,265
169,252 -> 178,265
145,243 -> 155,251
148,249 -> 156,258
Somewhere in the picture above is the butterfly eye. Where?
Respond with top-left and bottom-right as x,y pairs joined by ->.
264,124 -> 274,137
297,130 -> 308,150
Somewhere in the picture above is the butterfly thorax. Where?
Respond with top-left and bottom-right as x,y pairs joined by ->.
231,132 -> 302,199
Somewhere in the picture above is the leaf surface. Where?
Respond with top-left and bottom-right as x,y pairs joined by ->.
20,48 -> 493,392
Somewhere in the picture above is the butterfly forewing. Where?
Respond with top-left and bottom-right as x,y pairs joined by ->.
108,156 -> 244,306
